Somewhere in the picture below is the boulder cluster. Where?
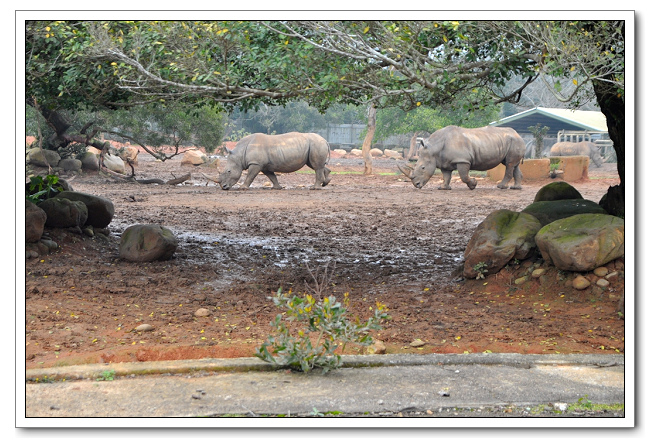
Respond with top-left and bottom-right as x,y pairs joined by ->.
25,180 -> 178,263
26,145 -> 140,175
463,181 -> 624,292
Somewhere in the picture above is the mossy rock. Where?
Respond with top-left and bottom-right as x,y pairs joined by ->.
521,199 -> 607,227
533,181 -> 583,202
535,213 -> 624,271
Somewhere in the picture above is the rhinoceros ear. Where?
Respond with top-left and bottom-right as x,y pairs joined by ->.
397,164 -> 414,179
416,138 -> 426,148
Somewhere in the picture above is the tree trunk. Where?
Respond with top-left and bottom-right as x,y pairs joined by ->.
592,77 -> 624,217
361,104 -> 376,175
405,133 -> 419,161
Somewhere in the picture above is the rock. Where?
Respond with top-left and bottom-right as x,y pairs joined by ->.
103,154 -> 126,173
593,267 -> 608,277
463,210 -> 542,278
55,191 -> 115,228
135,324 -> 154,332
535,214 -> 624,271
367,339 -> 386,355
409,339 -> 426,347
384,149 -> 402,159
58,158 -> 82,172
27,147 -> 61,167
370,148 -> 383,157
25,199 -> 47,243
181,149 -> 207,166
531,268 -> 546,279
572,275 -> 591,290
514,276 -> 528,285
194,308 -> 211,317
38,197 -> 88,228
119,224 -> 178,262
521,199 -> 607,227
333,149 -> 347,156
605,271 -> 619,281
596,278 -> 610,288
533,181 -> 583,202
80,151 -> 100,171
118,146 -> 139,165
350,149 -> 363,156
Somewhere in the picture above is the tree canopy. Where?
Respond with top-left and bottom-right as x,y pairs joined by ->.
25,19 -> 627,204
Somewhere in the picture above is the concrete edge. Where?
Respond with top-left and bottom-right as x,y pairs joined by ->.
25,353 -> 625,382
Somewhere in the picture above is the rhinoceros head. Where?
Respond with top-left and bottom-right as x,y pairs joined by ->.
218,159 -> 244,190
398,139 -> 437,188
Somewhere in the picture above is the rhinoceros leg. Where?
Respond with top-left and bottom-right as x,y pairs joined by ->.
322,167 -> 332,186
510,164 -> 523,190
241,164 -> 262,189
456,163 -> 477,190
497,164 -> 515,189
262,171 -> 283,189
438,170 -> 452,190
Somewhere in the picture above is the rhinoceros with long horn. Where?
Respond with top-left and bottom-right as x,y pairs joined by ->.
549,141 -> 604,167
397,125 -> 526,190
217,132 -> 332,190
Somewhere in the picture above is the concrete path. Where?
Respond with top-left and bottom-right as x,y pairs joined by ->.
21,353 -> 627,423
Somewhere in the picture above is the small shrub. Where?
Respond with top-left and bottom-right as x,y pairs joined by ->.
26,174 -> 64,204
255,290 -> 389,373
473,261 -> 488,279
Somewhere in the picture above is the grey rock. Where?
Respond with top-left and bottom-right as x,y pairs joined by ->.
58,158 -> 82,172
25,199 -> 47,243
38,197 -> 88,228
522,199 -> 607,227
119,224 -> 178,262
55,191 -> 115,228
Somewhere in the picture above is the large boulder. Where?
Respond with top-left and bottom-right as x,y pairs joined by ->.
181,149 -> 207,166
25,199 -> 47,243
533,181 -> 583,202
370,148 -> 384,157
55,191 -> 115,228
27,148 -> 61,168
58,158 -> 82,173
38,197 -> 88,228
535,214 -> 624,272
103,154 -> 126,173
119,224 -> 178,262
521,199 -> 607,227
384,149 -> 403,159
463,209 -> 542,279
80,152 -> 100,171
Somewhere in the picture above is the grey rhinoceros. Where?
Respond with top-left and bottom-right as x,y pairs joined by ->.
398,126 -> 526,190
217,132 -> 332,190
549,141 -> 604,167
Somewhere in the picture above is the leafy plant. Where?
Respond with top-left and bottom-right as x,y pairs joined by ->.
255,290 -> 389,373
473,261 -> 488,280
96,370 -> 115,381
26,174 -> 64,204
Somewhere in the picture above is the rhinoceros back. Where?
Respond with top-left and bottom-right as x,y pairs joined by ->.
242,132 -> 329,173
435,126 -> 525,171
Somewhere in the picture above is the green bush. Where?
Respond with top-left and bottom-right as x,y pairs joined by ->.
255,290 -> 389,373
26,174 -> 63,204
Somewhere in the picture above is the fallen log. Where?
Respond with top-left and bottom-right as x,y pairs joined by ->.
165,173 -> 192,185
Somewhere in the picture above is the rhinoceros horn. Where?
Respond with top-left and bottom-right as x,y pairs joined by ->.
201,172 -> 221,185
397,164 -> 414,179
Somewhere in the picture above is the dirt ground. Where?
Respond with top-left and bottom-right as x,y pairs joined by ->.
24,148 -> 625,370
